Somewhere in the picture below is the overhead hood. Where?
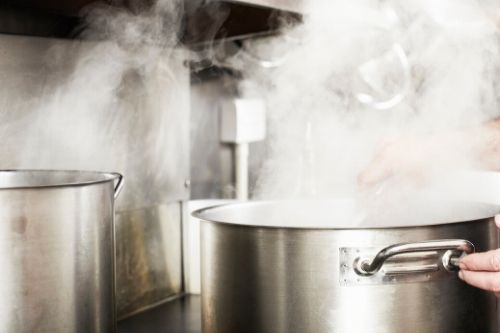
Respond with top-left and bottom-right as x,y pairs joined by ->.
0,0 -> 302,44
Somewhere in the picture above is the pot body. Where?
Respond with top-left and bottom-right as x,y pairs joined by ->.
200,216 -> 498,333
0,170 -> 122,333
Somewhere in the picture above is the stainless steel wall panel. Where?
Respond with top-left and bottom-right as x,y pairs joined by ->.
116,204 -> 183,319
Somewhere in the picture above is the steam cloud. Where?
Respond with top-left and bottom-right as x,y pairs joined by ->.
229,0 -> 500,224
0,0 -> 186,210
2,0 -> 500,223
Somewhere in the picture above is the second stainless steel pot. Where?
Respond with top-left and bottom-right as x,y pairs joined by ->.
195,200 -> 499,333
0,170 -> 123,333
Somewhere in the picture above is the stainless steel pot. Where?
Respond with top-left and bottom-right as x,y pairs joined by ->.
0,170 -> 123,333
195,200 -> 499,333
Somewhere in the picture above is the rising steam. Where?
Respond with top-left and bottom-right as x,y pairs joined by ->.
2,0 -> 499,223
1,0 -> 186,210
232,0 -> 500,221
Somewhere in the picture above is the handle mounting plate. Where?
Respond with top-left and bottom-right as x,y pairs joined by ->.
339,247 -> 456,286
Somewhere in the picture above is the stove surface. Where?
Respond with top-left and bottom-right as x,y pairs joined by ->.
118,295 -> 201,333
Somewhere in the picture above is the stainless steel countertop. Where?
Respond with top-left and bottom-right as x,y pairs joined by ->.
118,295 -> 201,333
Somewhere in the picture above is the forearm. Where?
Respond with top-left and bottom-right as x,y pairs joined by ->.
358,118 -> 500,188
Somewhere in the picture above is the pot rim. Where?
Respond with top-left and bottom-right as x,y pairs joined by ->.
0,169 -> 122,191
192,199 -> 499,230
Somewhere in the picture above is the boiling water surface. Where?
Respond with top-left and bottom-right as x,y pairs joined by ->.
195,172 -> 500,228
195,199 -> 499,229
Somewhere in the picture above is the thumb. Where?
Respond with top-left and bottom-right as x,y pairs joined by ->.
358,160 -> 393,189
495,215 -> 500,229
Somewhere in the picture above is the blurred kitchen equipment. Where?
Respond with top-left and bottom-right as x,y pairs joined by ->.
353,5 -> 411,110
355,43 -> 410,110
0,170 -> 123,333
195,199 -> 498,333
238,34 -> 300,69
220,98 -> 266,200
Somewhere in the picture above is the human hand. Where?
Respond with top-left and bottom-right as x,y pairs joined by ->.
459,216 -> 500,297
358,132 -> 468,190
358,138 -> 436,190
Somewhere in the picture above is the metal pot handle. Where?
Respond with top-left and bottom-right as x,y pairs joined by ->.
354,239 -> 474,276
111,173 -> 124,199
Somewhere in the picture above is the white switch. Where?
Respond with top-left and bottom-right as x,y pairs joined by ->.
220,98 -> 266,143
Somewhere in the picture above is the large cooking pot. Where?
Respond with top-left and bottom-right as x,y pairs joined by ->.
194,199 -> 499,333
0,170 -> 123,332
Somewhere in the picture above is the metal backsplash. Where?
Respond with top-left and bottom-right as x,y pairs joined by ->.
116,204 -> 183,319
190,77 -> 235,199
